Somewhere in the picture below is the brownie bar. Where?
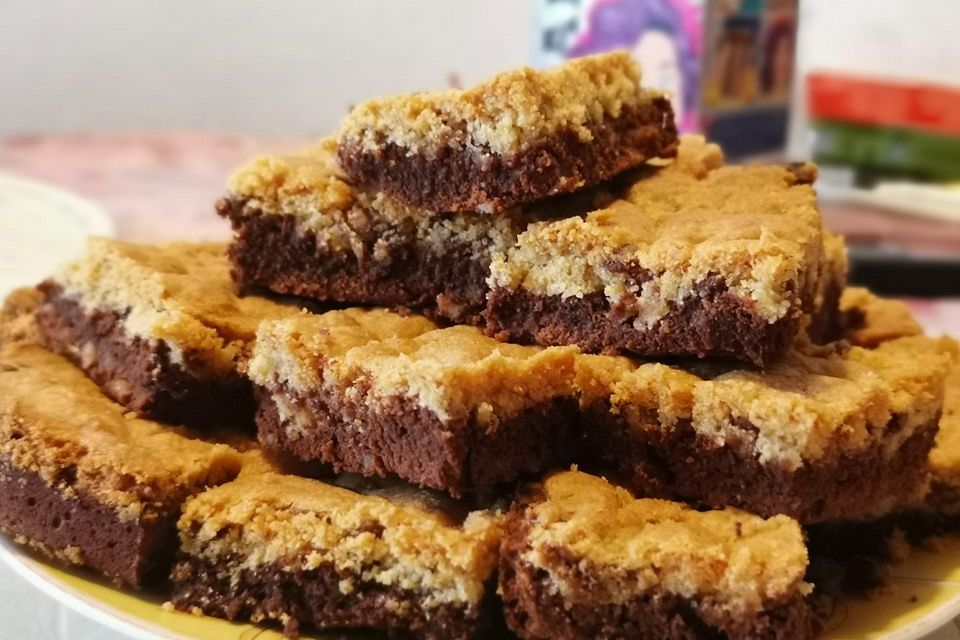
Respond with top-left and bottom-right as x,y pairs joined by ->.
36,239 -> 301,426
250,316 -> 578,497
575,332 -> 955,524
499,471 -> 815,640
220,141 -> 621,324
833,290 -> 960,516
170,472 -> 503,639
486,135 -> 826,367
0,342 -> 242,586
337,52 -> 678,213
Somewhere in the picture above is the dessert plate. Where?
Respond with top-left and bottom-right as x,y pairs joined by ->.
0,172 -> 113,299
3,533 -> 960,640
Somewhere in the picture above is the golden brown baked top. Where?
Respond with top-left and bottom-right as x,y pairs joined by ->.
0,287 -> 42,348
489,135 -> 824,325
180,472 -> 503,607
247,308 -> 438,391
576,333 -> 955,471
253,312 -> 578,425
227,139 -> 355,218
575,355 -> 697,426
0,342 -> 243,520
697,337 -> 951,471
50,238 -> 301,376
841,287 -> 922,348
521,471 -> 810,613
847,335 -> 956,416
338,52 -> 660,156
335,326 -> 578,424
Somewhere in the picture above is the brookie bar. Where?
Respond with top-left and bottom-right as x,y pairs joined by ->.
36,239 -> 301,427
170,471 -> 503,639
499,470 -> 815,640
576,330 -> 955,524
337,52 -> 678,213
0,342 -> 242,586
485,135 -> 827,366
249,314 -> 579,497
837,288 -> 960,514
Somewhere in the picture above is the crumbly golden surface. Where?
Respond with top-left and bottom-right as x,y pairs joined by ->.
847,335 -> 956,419
247,308 -> 438,391
520,471 -> 810,613
228,139 -> 355,218
50,238 -> 301,376
930,353 -> 960,494
0,287 -> 43,348
575,333 -> 955,471
841,287 -> 922,348
575,355 -> 697,426
179,472 -> 503,608
0,342 -> 243,520
338,52 -> 659,156
252,312 -> 578,425
489,135 -> 824,325
335,326 -> 578,424
227,140 -> 525,255
702,336 -> 952,470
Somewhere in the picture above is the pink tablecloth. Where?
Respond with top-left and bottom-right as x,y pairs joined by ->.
0,131 -> 307,242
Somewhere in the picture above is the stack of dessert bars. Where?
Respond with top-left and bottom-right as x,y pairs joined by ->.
0,52 -> 957,640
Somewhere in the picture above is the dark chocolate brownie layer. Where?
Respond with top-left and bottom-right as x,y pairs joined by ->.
499,504 -> 816,640
338,97 -> 678,214
256,384 -> 577,498
0,455 -> 176,587
218,202 -> 493,325
170,555 -> 480,640
36,282 -> 255,428
486,276 -> 797,367
580,408 -> 939,524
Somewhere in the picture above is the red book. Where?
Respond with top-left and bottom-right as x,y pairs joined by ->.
808,72 -> 960,138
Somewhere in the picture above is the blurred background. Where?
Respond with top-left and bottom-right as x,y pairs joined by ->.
1,0 -> 959,294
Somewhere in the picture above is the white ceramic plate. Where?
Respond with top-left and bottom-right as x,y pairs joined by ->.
5,531 -> 960,640
0,172 -> 113,299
